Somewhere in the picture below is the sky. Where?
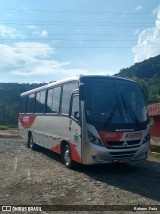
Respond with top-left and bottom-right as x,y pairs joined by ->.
0,0 -> 160,83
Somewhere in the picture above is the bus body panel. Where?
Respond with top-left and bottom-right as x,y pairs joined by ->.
19,114 -> 82,163
19,75 -> 150,166
82,123 -> 150,164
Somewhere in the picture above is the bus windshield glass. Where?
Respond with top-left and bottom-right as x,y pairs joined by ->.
83,78 -> 147,125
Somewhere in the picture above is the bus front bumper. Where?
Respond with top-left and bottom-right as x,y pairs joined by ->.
82,141 -> 150,165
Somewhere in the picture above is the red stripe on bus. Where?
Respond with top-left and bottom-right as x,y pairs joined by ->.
69,142 -> 81,163
98,131 -> 124,142
49,143 -> 61,154
19,115 -> 36,128
50,142 -> 81,163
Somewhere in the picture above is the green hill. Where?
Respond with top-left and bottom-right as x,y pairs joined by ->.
0,83 -> 45,127
0,55 -> 160,127
115,55 -> 160,104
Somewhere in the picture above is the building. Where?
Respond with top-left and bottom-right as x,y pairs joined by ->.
147,103 -> 160,137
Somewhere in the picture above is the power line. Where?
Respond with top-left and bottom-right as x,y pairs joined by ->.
0,8 -> 154,14
0,38 -> 139,41
0,46 -> 159,49
0,22 -> 153,27
0,33 -> 157,39
0,33 -> 139,36
0,20 -> 154,25
52,46 -> 157,48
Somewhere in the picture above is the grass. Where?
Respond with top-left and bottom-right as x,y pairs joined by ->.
150,152 -> 160,159
0,125 -> 18,130
0,126 -> 8,130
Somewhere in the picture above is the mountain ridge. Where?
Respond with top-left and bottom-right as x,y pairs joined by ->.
115,54 -> 160,104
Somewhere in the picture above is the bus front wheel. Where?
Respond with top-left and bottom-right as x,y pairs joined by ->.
62,144 -> 73,168
28,134 -> 36,150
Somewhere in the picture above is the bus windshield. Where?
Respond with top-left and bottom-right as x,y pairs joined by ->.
83,78 -> 147,125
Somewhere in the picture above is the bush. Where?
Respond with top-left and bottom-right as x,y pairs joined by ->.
8,125 -> 18,129
0,125 -> 8,130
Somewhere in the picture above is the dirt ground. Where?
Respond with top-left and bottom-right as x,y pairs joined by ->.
0,130 -> 19,137
0,136 -> 160,214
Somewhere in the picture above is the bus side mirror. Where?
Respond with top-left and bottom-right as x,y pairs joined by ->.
79,84 -> 85,101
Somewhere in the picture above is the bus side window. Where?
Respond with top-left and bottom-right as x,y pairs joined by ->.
46,88 -> 54,113
35,91 -> 46,113
71,95 -> 80,121
61,82 -> 78,115
46,87 -> 61,113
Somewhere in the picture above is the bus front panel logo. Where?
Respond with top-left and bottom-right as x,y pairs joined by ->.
122,141 -> 128,146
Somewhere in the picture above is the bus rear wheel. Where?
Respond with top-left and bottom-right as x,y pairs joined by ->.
28,134 -> 36,150
62,144 -> 73,168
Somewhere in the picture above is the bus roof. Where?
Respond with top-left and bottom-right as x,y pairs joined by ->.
80,75 -> 135,82
21,75 -> 135,96
21,76 -> 79,96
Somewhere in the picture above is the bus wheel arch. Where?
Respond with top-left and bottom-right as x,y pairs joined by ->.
61,141 -> 74,168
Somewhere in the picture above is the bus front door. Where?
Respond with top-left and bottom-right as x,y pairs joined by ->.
69,94 -> 82,163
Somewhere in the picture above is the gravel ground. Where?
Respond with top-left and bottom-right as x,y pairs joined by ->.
0,137 -> 160,214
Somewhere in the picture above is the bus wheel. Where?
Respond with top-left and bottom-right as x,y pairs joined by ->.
28,134 -> 36,150
62,144 -> 73,168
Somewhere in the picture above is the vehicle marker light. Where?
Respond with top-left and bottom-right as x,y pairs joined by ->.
87,131 -> 104,147
142,133 -> 150,144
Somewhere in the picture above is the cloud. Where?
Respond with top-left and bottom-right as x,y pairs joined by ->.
32,30 -> 49,37
0,25 -> 25,38
41,30 -> 48,37
27,25 -> 36,29
61,68 -> 90,77
152,6 -> 160,15
27,25 -> 48,37
134,29 -> 140,35
132,6 -> 160,62
0,42 -> 90,77
135,5 -> 142,11
11,60 -> 70,76
13,42 -> 54,57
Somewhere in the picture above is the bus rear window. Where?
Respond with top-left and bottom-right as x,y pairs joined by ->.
26,94 -> 35,113
20,96 -> 27,113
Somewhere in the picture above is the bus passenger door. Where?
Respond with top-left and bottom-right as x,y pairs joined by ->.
69,94 -> 82,163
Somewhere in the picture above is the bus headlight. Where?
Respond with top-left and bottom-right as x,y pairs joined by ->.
142,133 -> 150,144
87,131 -> 104,147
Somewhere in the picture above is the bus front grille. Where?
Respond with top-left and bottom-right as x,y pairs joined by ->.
109,150 -> 137,159
104,140 -> 141,149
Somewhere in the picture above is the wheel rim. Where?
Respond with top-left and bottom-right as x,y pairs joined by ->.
64,145 -> 71,166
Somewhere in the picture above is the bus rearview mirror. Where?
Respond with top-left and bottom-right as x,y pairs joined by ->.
79,84 -> 85,101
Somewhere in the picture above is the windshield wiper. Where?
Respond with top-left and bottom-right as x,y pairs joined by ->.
121,93 -> 140,124
106,104 -> 118,124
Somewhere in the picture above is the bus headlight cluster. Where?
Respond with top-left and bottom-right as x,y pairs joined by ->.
87,131 -> 104,147
142,133 -> 150,144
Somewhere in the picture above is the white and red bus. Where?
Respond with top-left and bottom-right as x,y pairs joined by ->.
19,75 -> 150,168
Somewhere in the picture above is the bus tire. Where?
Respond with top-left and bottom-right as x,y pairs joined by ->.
62,144 -> 73,169
28,133 -> 36,150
